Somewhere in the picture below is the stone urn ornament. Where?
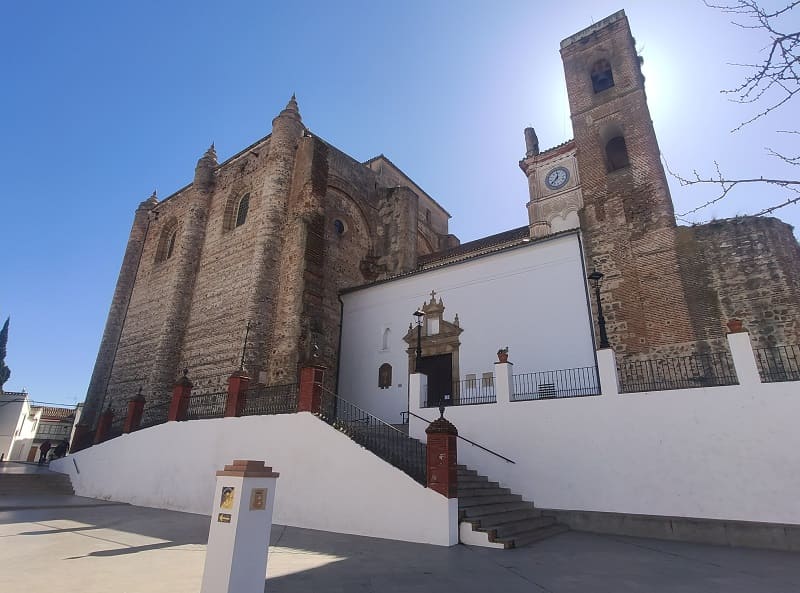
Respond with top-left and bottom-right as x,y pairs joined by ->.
497,347 -> 509,363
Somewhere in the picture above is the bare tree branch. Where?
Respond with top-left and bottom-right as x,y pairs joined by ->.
671,2 -> 799,221
704,1 -> 799,130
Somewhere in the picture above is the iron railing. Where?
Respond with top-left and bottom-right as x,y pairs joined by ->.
512,366 -> 600,401
241,383 -> 298,416
319,388 -> 427,485
618,352 -> 738,393
138,400 -> 172,429
185,392 -> 228,420
754,345 -> 800,383
451,377 -> 497,405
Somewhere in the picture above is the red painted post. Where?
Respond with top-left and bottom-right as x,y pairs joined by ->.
168,369 -> 193,422
124,389 -> 146,433
297,366 -> 325,413
94,407 -> 114,444
225,370 -> 250,417
425,412 -> 458,498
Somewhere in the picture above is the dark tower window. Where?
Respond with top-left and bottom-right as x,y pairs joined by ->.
591,59 -> 614,93
605,136 -> 630,171
378,363 -> 392,389
334,219 -> 345,235
235,193 -> 250,227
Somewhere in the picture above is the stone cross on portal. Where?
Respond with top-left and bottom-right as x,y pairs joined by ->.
430,290 -> 437,302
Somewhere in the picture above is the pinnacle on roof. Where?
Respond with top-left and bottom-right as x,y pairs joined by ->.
278,93 -> 302,122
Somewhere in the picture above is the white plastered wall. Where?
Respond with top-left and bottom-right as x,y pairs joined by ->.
409,336 -> 800,526
51,412 -> 457,546
338,232 -> 596,424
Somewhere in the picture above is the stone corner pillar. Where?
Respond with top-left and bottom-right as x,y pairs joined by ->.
200,460 -> 280,593
493,361 -> 514,403
93,407 -> 114,444
425,413 -> 458,498
225,370 -> 251,417
726,324 -> 761,386
123,390 -> 146,433
168,371 -> 193,422
297,365 -> 326,413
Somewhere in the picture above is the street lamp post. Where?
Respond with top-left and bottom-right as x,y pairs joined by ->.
413,309 -> 425,371
587,269 -> 610,349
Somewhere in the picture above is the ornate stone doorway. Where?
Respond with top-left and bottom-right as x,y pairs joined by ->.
403,291 -> 463,405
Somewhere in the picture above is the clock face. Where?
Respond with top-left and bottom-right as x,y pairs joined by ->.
545,166 -> 570,190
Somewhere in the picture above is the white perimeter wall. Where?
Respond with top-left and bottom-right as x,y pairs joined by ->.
52,412 -> 457,546
409,364 -> 800,525
339,232 -> 596,423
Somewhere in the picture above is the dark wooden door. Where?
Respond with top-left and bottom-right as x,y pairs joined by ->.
419,353 -> 452,407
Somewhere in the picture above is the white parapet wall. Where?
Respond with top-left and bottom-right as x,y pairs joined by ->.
409,343 -> 800,526
51,412 -> 457,546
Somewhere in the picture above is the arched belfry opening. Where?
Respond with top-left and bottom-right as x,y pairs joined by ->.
591,59 -> 614,93
403,291 -> 463,406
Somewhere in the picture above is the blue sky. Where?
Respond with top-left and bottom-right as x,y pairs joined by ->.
1,1 -> 797,406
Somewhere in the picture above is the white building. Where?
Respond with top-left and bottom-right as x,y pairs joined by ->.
0,391 -> 39,462
338,230 -> 598,423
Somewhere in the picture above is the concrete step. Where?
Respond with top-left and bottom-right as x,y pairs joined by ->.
498,524 -> 569,548
493,516 -> 557,538
457,485 -> 511,497
464,507 -> 543,528
460,500 -> 532,517
459,493 -> 521,507
0,473 -> 74,496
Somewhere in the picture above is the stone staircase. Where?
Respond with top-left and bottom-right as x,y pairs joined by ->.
457,465 -> 567,549
0,469 -> 75,496
323,398 -> 567,548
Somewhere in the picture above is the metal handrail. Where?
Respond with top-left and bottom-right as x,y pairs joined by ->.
406,409 -> 515,464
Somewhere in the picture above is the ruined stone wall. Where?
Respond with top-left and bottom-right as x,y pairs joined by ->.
687,217 -> 800,348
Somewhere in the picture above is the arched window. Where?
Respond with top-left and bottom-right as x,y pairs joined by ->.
155,220 -> 179,263
235,193 -> 250,227
378,363 -> 392,389
591,59 -> 614,93
605,136 -> 630,171
382,328 -> 391,351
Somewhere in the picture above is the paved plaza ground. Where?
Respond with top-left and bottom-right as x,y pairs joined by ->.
1,465 -> 799,592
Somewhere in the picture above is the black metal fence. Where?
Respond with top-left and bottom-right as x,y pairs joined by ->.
139,400 -> 172,430
185,392 -> 228,420
618,352 -> 738,393
512,366 -> 600,401
319,389 -> 426,485
241,383 -> 298,416
451,377 -> 497,405
754,345 -> 800,383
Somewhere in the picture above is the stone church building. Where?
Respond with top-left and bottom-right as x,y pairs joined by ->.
82,10 -> 800,428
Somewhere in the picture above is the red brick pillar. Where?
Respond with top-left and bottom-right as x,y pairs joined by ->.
225,370 -> 250,417
297,366 -> 325,413
94,407 -> 114,444
70,423 -> 93,453
124,389 -> 146,433
168,369 -> 193,422
425,413 -> 458,498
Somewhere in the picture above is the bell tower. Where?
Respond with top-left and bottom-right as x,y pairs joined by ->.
560,11 -> 696,355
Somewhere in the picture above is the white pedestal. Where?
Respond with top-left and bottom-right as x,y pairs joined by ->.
200,460 -> 280,593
